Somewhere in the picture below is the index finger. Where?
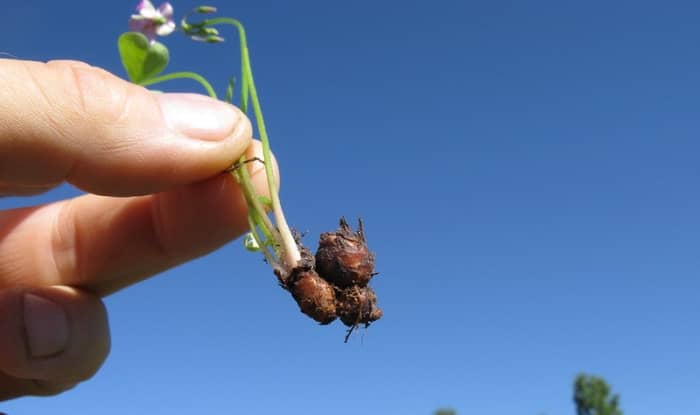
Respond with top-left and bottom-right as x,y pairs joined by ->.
0,141 -> 278,295
0,59 -> 251,196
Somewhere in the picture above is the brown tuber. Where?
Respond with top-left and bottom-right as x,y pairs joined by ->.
279,218 -> 383,341
288,269 -> 337,325
336,285 -> 383,327
315,218 -> 376,287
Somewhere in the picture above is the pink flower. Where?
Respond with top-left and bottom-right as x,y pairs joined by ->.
128,1 -> 175,43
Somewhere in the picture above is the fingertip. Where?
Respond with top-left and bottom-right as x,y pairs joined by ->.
0,286 -> 110,391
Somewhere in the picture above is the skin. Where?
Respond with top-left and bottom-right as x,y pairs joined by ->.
0,59 -> 277,400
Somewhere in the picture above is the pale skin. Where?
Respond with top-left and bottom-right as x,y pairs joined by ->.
0,59 -> 277,400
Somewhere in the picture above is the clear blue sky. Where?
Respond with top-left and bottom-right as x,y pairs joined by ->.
2,0 -> 700,414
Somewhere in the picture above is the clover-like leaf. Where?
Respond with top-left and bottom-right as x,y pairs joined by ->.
118,32 -> 169,83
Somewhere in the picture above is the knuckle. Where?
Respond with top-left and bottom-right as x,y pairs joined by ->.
23,61 -> 82,123
29,60 -> 132,130
49,200 -> 81,285
149,193 -> 177,260
67,64 -> 131,126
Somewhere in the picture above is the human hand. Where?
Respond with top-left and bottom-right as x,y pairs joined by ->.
0,59 -> 273,399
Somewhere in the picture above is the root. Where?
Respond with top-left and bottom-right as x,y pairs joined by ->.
225,156 -> 265,173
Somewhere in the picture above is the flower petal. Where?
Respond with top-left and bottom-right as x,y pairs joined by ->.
136,0 -> 155,12
128,18 -> 148,32
158,2 -> 174,19
155,21 -> 176,36
140,8 -> 158,19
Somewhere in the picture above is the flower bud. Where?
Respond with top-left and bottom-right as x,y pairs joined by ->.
196,5 -> 217,13
205,35 -> 225,43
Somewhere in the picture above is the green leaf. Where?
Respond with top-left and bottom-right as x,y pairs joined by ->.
118,32 -> 169,83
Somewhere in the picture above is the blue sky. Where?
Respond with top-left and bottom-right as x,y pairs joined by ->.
2,0 -> 700,414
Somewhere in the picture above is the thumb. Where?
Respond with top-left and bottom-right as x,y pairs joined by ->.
0,59 -> 251,196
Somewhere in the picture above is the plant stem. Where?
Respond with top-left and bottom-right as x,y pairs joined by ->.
233,163 -> 281,248
142,68 -> 281,268
140,71 -> 218,98
208,17 -> 301,270
246,215 -> 280,274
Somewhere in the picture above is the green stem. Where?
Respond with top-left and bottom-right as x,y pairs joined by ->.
139,71 -> 218,99
233,164 -> 280,247
222,78 -> 279,264
246,215 -> 279,273
208,17 -> 301,269
250,205 -> 276,245
141,66 -> 282,267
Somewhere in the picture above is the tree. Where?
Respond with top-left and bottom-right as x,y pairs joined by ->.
434,409 -> 456,415
573,374 -> 623,415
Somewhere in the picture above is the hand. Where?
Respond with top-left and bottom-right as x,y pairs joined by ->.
0,59 -> 273,399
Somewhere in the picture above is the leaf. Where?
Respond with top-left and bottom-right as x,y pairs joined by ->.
117,32 -> 169,83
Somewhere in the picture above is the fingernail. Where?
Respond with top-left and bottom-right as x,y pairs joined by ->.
158,93 -> 240,141
23,294 -> 69,358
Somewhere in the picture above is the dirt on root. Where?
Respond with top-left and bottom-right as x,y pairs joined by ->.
278,218 -> 382,342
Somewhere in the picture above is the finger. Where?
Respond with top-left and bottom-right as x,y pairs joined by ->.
0,141 -> 279,295
0,285 -> 109,400
0,181 -> 60,197
0,59 -> 251,196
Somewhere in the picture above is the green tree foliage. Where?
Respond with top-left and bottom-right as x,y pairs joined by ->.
432,373 -> 624,415
573,374 -> 623,415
